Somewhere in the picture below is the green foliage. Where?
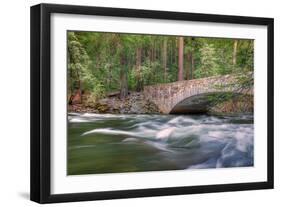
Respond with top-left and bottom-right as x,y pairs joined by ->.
68,32 -> 105,102
194,43 -> 219,78
83,74 -> 106,102
67,32 -> 90,92
237,41 -> 254,72
67,31 -> 254,103
129,60 -> 161,89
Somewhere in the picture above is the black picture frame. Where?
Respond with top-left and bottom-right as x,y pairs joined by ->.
30,3 -> 274,204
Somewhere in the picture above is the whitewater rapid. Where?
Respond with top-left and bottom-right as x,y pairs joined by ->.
68,113 -> 253,173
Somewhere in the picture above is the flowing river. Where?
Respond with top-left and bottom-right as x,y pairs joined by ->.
67,113 -> 254,175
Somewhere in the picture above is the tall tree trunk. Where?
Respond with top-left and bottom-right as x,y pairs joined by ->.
191,53 -> 195,79
186,52 -> 191,80
136,47 -> 143,92
120,53 -> 128,99
185,37 -> 192,80
178,37 -> 184,81
152,47 -> 154,62
75,69 -> 82,104
108,65 -> 112,90
69,69 -> 82,104
169,39 -> 172,67
233,39 -> 238,65
148,49 -> 152,65
175,38 -> 177,67
163,38 -> 167,82
68,47 -> 74,104
190,37 -> 195,79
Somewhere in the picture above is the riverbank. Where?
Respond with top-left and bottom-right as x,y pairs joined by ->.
208,96 -> 253,115
68,91 -> 253,115
68,92 -> 161,114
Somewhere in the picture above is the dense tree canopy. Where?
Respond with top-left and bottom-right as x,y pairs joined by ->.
67,31 -> 254,104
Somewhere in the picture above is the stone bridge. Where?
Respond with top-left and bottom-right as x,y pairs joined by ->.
143,74 -> 253,114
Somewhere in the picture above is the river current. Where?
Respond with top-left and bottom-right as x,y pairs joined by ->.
67,113 -> 253,175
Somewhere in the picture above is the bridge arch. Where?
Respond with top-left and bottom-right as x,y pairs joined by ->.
169,92 -> 252,114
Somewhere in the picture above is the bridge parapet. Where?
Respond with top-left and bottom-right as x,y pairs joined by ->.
143,74 -> 253,114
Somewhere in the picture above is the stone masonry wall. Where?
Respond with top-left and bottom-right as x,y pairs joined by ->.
143,74 -> 253,114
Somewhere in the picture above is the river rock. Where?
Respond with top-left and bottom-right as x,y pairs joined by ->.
68,91 -> 161,114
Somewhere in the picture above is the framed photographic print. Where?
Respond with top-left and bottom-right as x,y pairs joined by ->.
30,3 -> 274,203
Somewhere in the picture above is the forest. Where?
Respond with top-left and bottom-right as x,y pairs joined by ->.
67,31 -> 254,114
